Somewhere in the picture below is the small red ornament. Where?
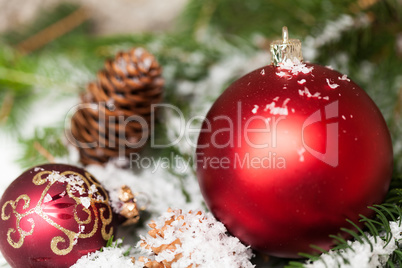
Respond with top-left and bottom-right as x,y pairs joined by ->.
196,27 -> 393,258
0,164 -> 117,268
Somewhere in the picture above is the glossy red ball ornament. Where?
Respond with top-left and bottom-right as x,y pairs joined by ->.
0,164 -> 117,267
196,28 -> 393,258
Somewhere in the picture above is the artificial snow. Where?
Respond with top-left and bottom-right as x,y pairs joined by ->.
73,209 -> 255,268
43,193 -> 52,203
264,101 -> 289,116
72,245 -> 134,268
339,74 -> 351,82
298,79 -> 306,84
47,172 -> 86,195
135,209 -> 255,268
252,105 -> 259,114
298,87 -> 329,100
305,219 -> 402,268
86,161 -> 204,225
276,71 -> 287,77
276,58 -> 314,77
45,171 -> 104,207
79,197 -> 91,209
326,78 -> 340,89
303,14 -> 371,61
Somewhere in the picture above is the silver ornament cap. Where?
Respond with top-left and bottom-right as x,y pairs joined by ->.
270,26 -> 303,66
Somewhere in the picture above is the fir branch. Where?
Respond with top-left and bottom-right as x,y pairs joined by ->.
0,65 -> 73,90
2,3 -> 91,49
288,203 -> 402,267
17,126 -> 68,168
0,91 -> 14,124
179,0 -> 357,39
16,6 -> 90,55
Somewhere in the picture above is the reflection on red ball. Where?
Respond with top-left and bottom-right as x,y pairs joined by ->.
0,164 -> 117,267
196,63 -> 393,258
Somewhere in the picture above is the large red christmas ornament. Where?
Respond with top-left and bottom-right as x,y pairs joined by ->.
0,164 -> 117,267
196,27 -> 393,258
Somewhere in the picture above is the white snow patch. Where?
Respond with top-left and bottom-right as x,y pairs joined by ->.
135,209 -> 255,268
297,79 -> 306,84
80,197 -> 91,209
305,219 -> 402,268
43,193 -> 52,203
326,78 -> 340,89
298,87 -> 329,100
303,14 -> 370,61
264,98 -> 290,116
73,245 -> 134,268
252,105 -> 259,114
276,58 -> 314,77
338,74 -> 351,82
276,71 -> 286,77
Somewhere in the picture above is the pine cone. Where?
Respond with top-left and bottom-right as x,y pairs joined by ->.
70,48 -> 163,165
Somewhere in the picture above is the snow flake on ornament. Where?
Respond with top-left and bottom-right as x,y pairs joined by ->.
297,79 -> 306,85
264,98 -> 290,116
276,71 -> 287,77
260,69 -> 265,75
43,193 -> 52,203
252,105 -> 259,114
44,171 -> 103,204
80,197 -> 92,209
326,78 -> 339,89
298,87 -> 329,101
276,58 -> 314,77
338,74 -> 350,82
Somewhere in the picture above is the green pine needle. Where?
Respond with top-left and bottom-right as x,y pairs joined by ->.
17,126 -> 68,168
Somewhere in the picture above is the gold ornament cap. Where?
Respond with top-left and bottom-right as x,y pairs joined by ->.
118,185 -> 150,226
270,26 -> 303,66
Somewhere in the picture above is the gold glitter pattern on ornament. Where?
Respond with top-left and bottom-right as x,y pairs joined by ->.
1,170 -> 114,255
1,195 -> 35,249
